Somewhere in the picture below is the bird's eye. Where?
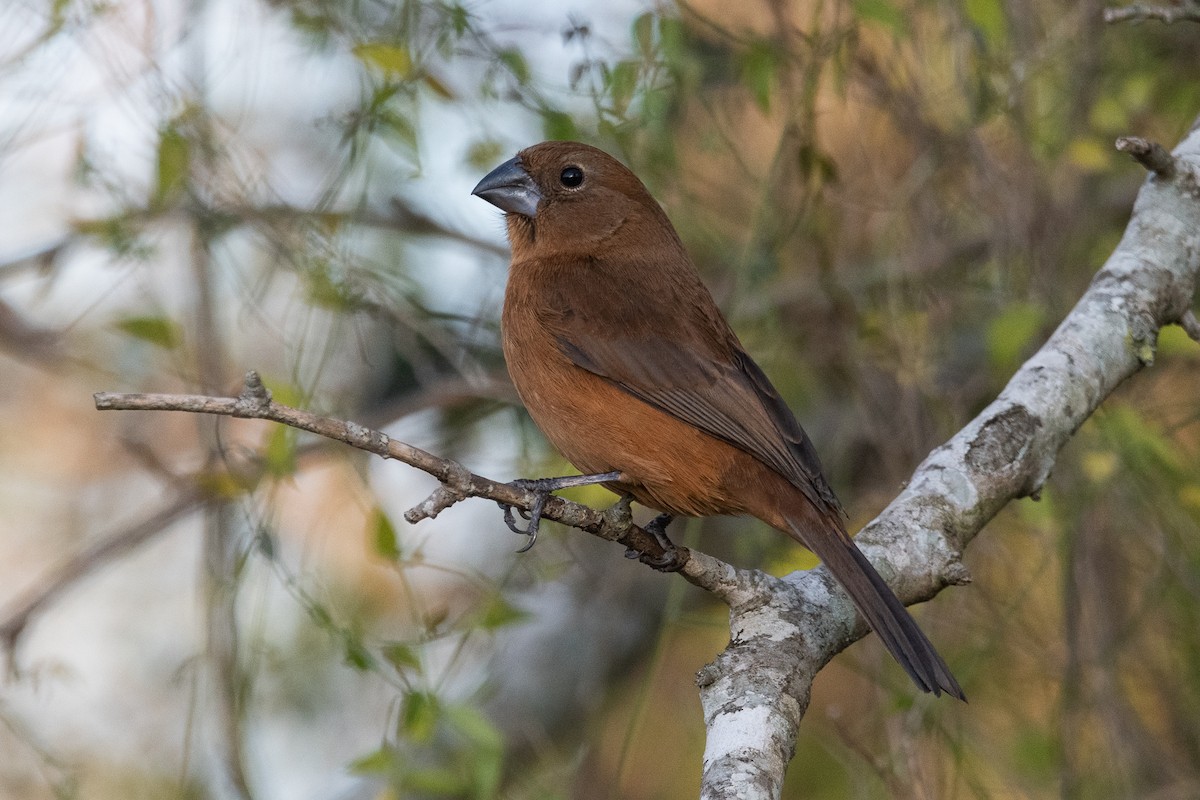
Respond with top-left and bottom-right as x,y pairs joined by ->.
560,166 -> 584,188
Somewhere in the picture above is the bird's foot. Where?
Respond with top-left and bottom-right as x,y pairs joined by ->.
501,471 -> 622,553
624,512 -> 683,572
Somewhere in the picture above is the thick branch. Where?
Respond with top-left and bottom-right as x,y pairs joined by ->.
695,132 -> 1200,798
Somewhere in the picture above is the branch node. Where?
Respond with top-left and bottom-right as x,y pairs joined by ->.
404,462 -> 476,523
944,560 -> 973,586
404,484 -> 467,523
603,495 -> 634,533
1115,136 -> 1176,178
232,371 -> 271,417
345,421 -> 389,454
696,661 -> 720,688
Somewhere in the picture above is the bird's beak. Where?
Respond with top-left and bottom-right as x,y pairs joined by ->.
471,156 -> 542,217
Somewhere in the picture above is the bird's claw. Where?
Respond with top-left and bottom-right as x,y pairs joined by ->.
500,471 -> 621,553
500,481 -> 550,552
623,513 -> 684,571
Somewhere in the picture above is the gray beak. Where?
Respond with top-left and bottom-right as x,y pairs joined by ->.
471,156 -> 542,217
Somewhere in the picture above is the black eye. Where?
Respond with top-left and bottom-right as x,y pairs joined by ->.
560,166 -> 584,188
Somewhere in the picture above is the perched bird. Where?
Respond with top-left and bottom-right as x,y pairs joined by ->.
472,141 -> 964,700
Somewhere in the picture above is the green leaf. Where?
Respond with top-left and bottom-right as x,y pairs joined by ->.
353,43 -> 413,76
607,60 -> 640,117
740,41 -> 777,114
466,139 -> 504,170
402,765 -> 467,794
347,745 -> 399,775
853,0 -> 908,35
371,509 -> 401,560
153,125 -> 190,207
632,12 -> 655,59
114,315 -> 182,350
497,48 -> 530,85
964,0 -> 1008,49
381,641 -> 421,672
401,691 -> 440,743
342,633 -> 375,671
446,4 -> 471,37
542,110 -> 577,141
1099,406 -> 1183,475
445,704 -> 503,750
377,109 -> 418,156
472,594 -> 529,630
445,705 -> 504,797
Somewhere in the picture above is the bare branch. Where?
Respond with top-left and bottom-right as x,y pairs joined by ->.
93,372 -> 698,571
1104,2 -> 1200,24
1116,136 -> 1176,178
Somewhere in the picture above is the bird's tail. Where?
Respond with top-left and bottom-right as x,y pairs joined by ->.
785,513 -> 965,701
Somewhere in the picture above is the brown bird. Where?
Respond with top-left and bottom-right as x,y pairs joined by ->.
472,141 -> 964,700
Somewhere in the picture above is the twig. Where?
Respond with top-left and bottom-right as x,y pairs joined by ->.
1104,2 -> 1200,24
94,372 -> 692,571
1116,136 -> 1177,178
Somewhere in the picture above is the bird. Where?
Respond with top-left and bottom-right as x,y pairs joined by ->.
471,140 -> 964,700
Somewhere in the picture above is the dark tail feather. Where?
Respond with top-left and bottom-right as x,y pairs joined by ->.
787,518 -> 966,701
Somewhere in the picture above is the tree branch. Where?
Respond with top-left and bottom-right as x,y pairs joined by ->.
92,372 -> 693,571
694,130 -> 1200,797
1104,1 -> 1200,24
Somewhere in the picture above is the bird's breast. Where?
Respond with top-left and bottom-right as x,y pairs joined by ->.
500,286 -> 748,517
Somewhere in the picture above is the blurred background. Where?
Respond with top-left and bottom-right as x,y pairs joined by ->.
1,0 -> 1199,797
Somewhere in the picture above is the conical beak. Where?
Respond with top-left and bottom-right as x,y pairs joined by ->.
471,156 -> 542,217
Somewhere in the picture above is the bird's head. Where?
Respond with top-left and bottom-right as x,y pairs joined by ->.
471,141 -> 676,261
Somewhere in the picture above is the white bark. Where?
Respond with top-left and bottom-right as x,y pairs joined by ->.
690,124 -> 1200,799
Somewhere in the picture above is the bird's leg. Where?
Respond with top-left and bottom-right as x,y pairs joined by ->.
644,513 -> 675,547
623,511 -> 673,559
500,470 -> 622,552
627,512 -> 682,571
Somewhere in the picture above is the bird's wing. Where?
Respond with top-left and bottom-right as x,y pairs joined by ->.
542,263 -> 843,517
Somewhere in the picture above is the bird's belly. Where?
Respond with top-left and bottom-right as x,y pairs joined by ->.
505,349 -> 744,517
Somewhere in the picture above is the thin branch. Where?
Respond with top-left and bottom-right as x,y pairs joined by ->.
93,372 -> 693,570
1104,2 -> 1200,24
0,488 -> 207,668
1116,136 -> 1177,178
